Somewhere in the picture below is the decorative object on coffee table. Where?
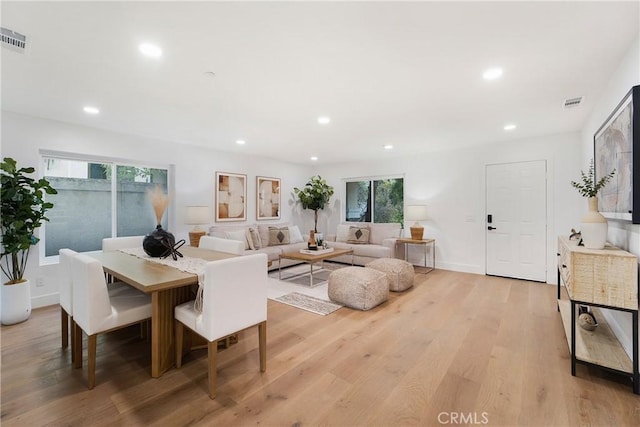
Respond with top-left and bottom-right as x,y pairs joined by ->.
293,175 -> 334,233
571,158 -> 615,249
405,205 -> 428,240
185,205 -> 209,247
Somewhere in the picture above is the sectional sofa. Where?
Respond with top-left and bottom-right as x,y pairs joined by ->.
207,222 -> 402,270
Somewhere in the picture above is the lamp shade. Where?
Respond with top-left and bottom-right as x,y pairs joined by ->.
405,205 -> 428,221
185,206 -> 210,225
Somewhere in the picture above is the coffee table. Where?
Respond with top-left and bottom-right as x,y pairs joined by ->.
279,248 -> 354,287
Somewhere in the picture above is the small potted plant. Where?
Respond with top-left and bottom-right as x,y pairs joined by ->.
293,175 -> 334,235
1,157 -> 57,325
570,158 -> 615,249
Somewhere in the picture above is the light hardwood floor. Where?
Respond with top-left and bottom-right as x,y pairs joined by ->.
2,270 -> 639,426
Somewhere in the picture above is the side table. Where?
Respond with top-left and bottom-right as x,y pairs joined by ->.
397,238 -> 435,273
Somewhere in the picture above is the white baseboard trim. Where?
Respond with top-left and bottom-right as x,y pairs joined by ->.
32,293 -> 59,309
435,262 -> 484,275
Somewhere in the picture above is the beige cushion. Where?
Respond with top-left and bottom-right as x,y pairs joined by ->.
225,230 -> 249,250
336,224 -> 351,242
248,227 -> 262,249
347,226 -> 370,244
288,225 -> 304,243
328,266 -> 389,310
268,226 -> 290,245
368,223 -> 401,245
366,258 -> 414,292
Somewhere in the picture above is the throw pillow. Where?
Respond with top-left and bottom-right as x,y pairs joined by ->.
245,228 -> 255,250
347,226 -> 370,244
288,225 -> 304,243
268,226 -> 290,246
248,227 -> 262,249
225,230 -> 250,250
336,224 -> 351,242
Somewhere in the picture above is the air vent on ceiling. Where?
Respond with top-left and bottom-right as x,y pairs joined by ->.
563,96 -> 584,108
1,27 -> 27,52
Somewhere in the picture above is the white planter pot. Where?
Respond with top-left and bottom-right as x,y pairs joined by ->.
580,197 -> 608,249
1,279 -> 32,325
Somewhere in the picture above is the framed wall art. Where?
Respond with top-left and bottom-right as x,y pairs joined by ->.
215,171 -> 247,222
256,176 -> 281,220
594,84 -> 639,223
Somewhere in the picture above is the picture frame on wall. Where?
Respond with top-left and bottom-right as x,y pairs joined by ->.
594,84 -> 639,224
215,171 -> 247,222
256,176 -> 281,220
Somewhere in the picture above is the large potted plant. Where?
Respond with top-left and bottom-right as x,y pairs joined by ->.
293,175 -> 334,234
570,158 -> 615,249
1,157 -> 57,325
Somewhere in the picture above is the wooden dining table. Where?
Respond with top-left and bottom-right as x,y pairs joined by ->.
89,246 -> 236,378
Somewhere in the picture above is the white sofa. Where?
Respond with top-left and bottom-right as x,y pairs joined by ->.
325,222 -> 401,266
208,223 -> 307,271
208,222 -> 402,270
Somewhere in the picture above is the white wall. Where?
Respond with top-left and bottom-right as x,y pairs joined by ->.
1,111 -> 311,308
579,36 -> 640,358
316,131 -> 583,283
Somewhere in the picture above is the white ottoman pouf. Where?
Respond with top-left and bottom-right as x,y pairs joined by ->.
328,266 -> 389,311
366,258 -> 415,292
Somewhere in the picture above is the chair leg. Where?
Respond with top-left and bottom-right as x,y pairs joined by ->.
208,340 -> 218,399
175,320 -> 184,368
258,321 -> 267,372
70,318 -> 77,364
73,323 -> 83,369
88,334 -> 97,389
61,308 -> 69,349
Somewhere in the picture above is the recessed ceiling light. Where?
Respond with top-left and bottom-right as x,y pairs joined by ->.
317,116 -> 331,125
235,140 -> 246,145
310,156 -> 318,161
383,144 -> 394,150
83,106 -> 99,115
483,67 -> 503,80
139,43 -> 162,58
503,124 -> 517,131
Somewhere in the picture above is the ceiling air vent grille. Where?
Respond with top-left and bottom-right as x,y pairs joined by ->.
1,27 -> 26,52
563,96 -> 584,108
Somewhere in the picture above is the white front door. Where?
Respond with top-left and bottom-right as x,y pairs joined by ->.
486,161 -> 547,282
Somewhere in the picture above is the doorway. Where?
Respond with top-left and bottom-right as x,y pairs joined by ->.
486,160 -> 547,282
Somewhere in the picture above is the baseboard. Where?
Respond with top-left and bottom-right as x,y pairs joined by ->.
435,262 -> 484,275
600,309 -> 634,360
32,293 -> 59,309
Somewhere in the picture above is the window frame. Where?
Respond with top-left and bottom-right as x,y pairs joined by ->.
342,174 -> 405,224
39,150 -> 174,263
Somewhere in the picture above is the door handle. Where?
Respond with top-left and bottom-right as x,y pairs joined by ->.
488,226 -> 497,230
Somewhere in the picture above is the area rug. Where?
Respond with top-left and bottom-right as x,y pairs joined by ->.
274,292 -> 343,315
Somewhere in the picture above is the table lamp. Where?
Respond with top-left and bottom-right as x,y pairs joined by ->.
185,205 -> 209,247
405,205 -> 428,240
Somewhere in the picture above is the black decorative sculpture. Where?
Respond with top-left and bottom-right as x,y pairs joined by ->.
142,185 -> 183,259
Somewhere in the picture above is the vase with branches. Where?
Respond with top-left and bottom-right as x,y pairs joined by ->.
570,158 -> 615,249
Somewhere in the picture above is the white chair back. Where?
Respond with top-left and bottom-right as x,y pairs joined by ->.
102,236 -> 145,251
201,253 -> 267,340
71,254 -> 113,335
199,235 -> 245,255
59,248 -> 78,314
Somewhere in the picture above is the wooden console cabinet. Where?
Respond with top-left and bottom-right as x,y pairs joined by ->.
557,236 -> 639,394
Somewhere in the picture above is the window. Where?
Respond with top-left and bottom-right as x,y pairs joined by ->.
344,177 -> 404,224
42,155 -> 169,257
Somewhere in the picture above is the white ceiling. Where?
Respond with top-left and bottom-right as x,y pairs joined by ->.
2,1 -> 638,165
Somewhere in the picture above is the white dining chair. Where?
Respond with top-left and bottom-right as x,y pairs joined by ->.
174,253 -> 268,399
198,235 -> 245,255
71,253 -> 152,389
101,235 -> 145,251
59,248 -> 78,362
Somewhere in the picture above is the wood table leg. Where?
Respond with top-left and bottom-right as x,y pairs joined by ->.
150,286 -> 195,378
